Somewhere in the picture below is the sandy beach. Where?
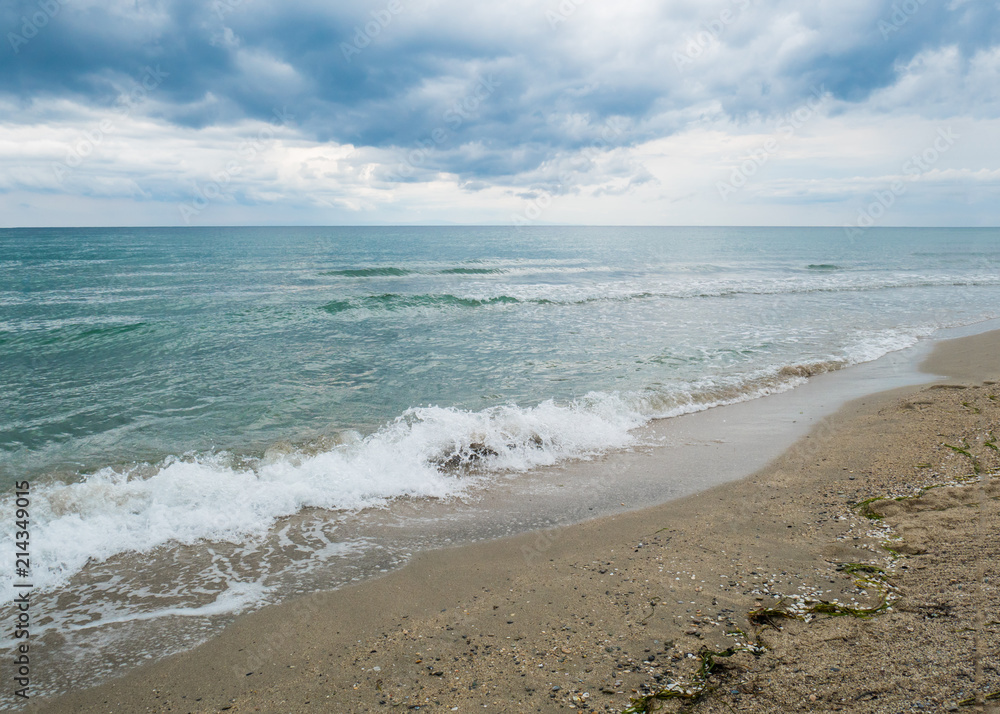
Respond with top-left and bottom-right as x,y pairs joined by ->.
31,329 -> 1000,713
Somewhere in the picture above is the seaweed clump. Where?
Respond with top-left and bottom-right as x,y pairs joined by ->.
624,563 -> 894,713
622,638 -> 765,713
748,564 -> 894,625
959,690 -> 1000,707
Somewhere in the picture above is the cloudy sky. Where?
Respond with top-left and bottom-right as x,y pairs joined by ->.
1,0 -> 999,226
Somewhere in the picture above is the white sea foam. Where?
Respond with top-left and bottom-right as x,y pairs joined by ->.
842,327 -> 931,364
0,320 -> 959,603
311,273 -> 1000,317
64,580 -> 272,631
455,272 -> 1000,306
0,393 -> 645,600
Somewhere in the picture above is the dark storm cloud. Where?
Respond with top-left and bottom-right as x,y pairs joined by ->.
2,0 -> 998,180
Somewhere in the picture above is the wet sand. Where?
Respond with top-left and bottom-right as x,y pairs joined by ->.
32,329 -> 1000,713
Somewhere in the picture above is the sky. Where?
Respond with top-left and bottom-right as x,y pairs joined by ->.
1,0 -> 999,227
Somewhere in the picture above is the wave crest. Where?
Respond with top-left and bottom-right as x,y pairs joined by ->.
319,267 -> 414,277
321,294 -> 521,313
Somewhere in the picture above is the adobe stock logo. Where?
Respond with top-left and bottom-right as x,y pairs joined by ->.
546,0 -> 588,29
7,0 -> 68,54
384,75 -> 501,181
715,87 -> 825,202
52,65 -> 169,182
176,106 -> 295,224
672,0 -> 759,71
340,0 -> 404,62
879,0 -> 927,40
843,127 -> 959,241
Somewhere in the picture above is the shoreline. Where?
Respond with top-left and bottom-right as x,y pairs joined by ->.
27,326 -> 1000,713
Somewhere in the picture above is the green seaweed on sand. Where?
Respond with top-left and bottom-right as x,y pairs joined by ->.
959,690 -> 1000,706
626,468 -> 1000,713
799,599 -> 890,618
943,440 -> 981,473
622,643 -> 761,713
943,441 -> 974,458
747,593 -> 891,626
839,563 -> 884,576
623,564 -> 893,712
854,497 -> 886,520
748,562 -> 894,627
883,475 -> 987,514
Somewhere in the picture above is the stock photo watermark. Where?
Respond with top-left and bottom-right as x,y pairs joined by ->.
177,106 -> 295,224
51,65 -> 168,183
879,0 -> 928,40
546,0 -> 588,29
384,74 -> 501,181
521,528 -> 557,565
10,481 -> 32,701
843,126 -> 959,240
7,0 -> 67,54
340,0 -> 404,62
213,0 -> 250,21
673,0 -> 758,70
511,117 -> 626,225
227,596 -> 321,681
716,86 -> 825,201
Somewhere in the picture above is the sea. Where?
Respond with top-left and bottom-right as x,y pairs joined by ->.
1,225 -> 999,701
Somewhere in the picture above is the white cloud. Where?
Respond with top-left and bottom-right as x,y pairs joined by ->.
869,45 -> 1000,117
1,0 -> 998,225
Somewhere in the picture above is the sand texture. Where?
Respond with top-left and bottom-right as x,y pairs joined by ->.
32,330 -> 1000,713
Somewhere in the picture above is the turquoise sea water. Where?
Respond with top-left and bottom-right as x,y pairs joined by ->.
4,227 -> 999,485
1,226 -> 999,698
